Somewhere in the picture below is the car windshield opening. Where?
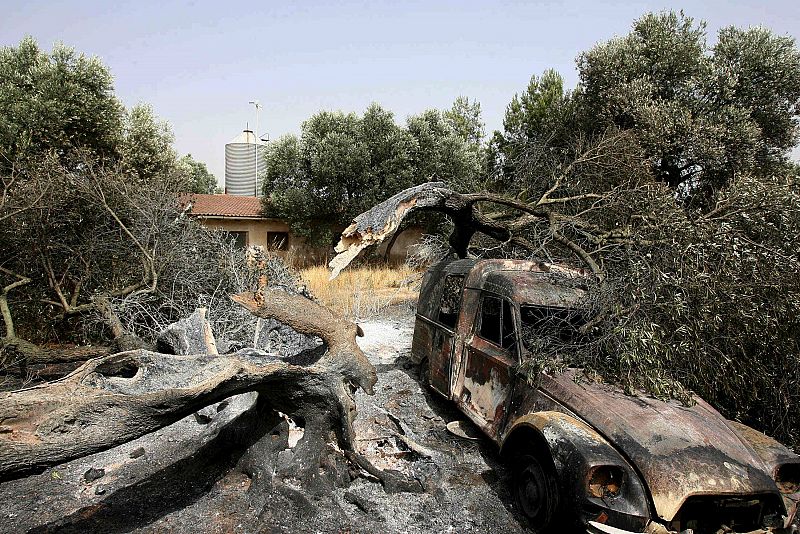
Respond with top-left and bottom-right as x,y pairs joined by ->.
519,305 -> 588,353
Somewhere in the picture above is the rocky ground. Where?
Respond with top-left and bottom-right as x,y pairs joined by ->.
0,308 -> 532,534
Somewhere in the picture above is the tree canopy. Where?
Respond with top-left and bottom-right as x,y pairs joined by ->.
577,11 -> 800,196
0,38 -> 220,355
0,37 -> 123,171
491,12 -> 800,202
0,37 -> 216,187
180,153 -> 219,194
476,11 -> 800,448
119,103 -> 178,182
262,102 -> 484,245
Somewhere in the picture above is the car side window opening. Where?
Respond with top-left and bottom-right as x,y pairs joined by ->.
478,295 -> 517,352
437,274 -> 464,328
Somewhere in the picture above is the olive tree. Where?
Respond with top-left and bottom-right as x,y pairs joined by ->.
0,37 -> 123,172
577,11 -> 800,197
262,102 -> 483,246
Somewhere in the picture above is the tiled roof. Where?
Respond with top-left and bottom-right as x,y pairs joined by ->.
180,194 -> 265,218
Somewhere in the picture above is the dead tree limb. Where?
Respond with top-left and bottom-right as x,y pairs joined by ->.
0,288 -> 377,482
329,182 -> 604,280
0,267 -> 30,339
330,182 -> 515,279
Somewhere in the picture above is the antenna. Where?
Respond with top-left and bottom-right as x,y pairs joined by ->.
249,100 -> 262,197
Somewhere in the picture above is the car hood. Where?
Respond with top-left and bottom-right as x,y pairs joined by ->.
539,370 -> 780,521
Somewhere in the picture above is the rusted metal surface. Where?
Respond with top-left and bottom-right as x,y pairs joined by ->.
537,369 -> 785,524
505,411 -> 650,528
414,258 -> 800,533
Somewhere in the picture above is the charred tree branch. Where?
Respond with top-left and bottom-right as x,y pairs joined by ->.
329,182 -> 606,280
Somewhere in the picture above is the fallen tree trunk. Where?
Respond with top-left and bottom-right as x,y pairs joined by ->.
0,288 -> 377,482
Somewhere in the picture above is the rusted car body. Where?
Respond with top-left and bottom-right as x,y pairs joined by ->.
411,258 -> 800,534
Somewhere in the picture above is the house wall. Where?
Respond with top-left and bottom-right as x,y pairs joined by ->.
200,217 -> 288,248
197,216 -> 426,266
198,217 -> 324,264
376,226 -> 426,262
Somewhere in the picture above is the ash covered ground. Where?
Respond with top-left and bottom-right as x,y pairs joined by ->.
0,308 -> 531,533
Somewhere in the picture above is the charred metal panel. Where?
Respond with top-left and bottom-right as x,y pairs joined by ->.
463,259 -> 586,298
728,421 -> 800,525
504,411 -> 650,527
728,421 -> 800,478
451,290 -> 517,437
538,369 -> 783,522
411,315 -> 454,396
456,337 -> 515,436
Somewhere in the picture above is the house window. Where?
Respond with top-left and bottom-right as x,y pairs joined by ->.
267,231 -> 289,251
223,231 -> 248,248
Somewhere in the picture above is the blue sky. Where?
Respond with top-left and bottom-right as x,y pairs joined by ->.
2,0 -> 798,184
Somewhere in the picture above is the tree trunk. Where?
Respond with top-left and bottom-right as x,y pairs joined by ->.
0,288 -> 377,483
0,294 -> 15,339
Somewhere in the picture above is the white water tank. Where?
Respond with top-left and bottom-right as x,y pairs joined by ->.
225,129 -> 267,196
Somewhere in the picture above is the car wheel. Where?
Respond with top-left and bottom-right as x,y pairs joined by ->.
513,453 -> 561,532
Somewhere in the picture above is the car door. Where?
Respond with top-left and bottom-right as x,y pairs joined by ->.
455,292 -> 518,437
422,273 -> 465,396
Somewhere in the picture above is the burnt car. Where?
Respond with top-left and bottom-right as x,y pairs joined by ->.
411,258 -> 800,534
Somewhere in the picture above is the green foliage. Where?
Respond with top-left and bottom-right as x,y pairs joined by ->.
602,174 -> 800,444
406,108 -> 483,192
0,38 -> 210,348
486,12 -> 800,445
119,104 -> 178,182
489,70 -> 581,191
0,37 -> 123,171
263,102 -> 483,245
577,11 -> 800,193
179,153 -> 218,194
714,26 -> 800,165
501,69 -> 573,146
0,37 -> 186,185
444,96 -> 485,150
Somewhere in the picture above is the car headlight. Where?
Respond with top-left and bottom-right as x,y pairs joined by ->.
775,462 -> 800,494
587,465 -> 624,499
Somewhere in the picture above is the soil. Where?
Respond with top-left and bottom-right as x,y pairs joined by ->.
0,307 -> 531,533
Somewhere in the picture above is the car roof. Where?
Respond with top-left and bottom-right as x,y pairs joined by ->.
424,258 -> 588,305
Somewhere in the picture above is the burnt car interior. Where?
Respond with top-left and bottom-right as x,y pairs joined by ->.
478,295 -> 517,352
520,305 -> 587,347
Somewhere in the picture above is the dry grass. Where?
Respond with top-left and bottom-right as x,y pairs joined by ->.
300,265 -> 420,318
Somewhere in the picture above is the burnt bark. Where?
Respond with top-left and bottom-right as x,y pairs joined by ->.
0,288 -> 377,483
330,182 -> 601,278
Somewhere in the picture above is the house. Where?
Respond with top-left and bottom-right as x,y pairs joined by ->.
181,193 -> 425,265
181,194 -> 308,257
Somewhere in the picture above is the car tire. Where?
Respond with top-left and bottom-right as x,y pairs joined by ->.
512,452 -> 562,533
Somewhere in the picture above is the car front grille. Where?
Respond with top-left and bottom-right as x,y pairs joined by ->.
670,494 -> 784,533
